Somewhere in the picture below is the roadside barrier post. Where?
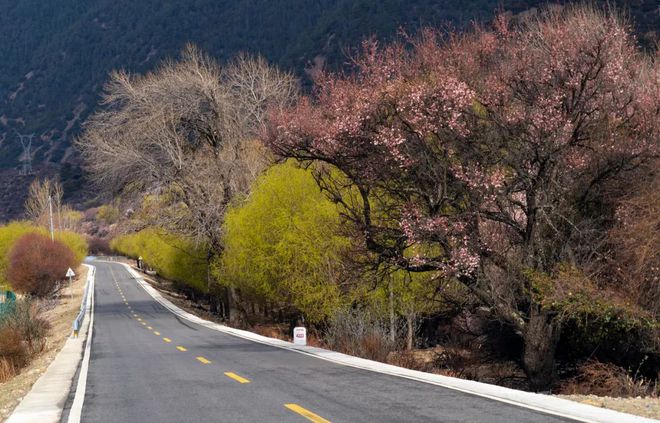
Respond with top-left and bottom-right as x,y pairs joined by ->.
293,326 -> 307,346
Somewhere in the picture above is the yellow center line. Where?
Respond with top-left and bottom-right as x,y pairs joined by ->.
224,372 -> 250,384
196,356 -> 211,364
284,404 -> 331,423
176,346 -> 187,352
153,331 -> 161,336
163,337 -> 172,343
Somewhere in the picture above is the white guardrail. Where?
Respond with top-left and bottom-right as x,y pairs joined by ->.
72,265 -> 94,337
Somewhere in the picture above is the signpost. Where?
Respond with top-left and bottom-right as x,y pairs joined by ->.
66,268 -> 75,283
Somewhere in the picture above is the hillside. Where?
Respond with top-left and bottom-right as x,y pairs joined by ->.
0,0 -> 657,220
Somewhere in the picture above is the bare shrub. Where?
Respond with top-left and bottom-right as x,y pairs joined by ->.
0,326 -> 28,382
325,308 -> 398,362
0,298 -> 49,382
24,178 -> 63,227
2,298 -> 50,353
7,233 -> 76,297
559,360 -> 659,398
387,349 -> 438,372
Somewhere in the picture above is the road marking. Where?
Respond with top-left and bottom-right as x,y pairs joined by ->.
154,331 -> 160,336
147,326 -> 153,330
66,263 -> 96,423
284,404 -> 330,423
224,372 -> 250,384
176,346 -> 187,352
141,322 -> 146,326
163,337 -> 172,343
196,356 -> 211,364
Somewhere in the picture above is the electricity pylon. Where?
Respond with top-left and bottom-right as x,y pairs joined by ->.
17,133 -> 35,176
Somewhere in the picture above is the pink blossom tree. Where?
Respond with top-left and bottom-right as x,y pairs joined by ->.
267,5 -> 658,390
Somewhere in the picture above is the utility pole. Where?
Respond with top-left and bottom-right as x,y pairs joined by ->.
48,195 -> 55,241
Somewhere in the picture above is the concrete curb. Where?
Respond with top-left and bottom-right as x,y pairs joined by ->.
119,262 -> 654,423
5,264 -> 95,423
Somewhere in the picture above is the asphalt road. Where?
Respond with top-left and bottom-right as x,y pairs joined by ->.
70,260 -> 575,423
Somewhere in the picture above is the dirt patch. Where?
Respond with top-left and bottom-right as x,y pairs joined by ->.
556,394 -> 660,420
0,265 -> 88,422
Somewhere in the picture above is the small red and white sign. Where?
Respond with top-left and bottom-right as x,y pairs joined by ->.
293,326 -> 307,346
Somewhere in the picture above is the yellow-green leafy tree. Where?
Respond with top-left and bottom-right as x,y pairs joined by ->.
216,161 -> 350,323
111,229 -> 208,293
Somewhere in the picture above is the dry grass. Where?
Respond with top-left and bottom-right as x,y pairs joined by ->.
0,265 -> 87,421
558,360 -> 659,398
0,327 -> 29,383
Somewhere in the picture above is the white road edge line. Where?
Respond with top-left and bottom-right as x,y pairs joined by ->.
67,264 -> 96,423
111,261 -> 653,423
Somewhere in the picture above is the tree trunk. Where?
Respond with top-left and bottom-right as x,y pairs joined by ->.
522,306 -> 560,391
406,313 -> 415,351
228,287 -> 250,328
389,278 -> 396,344
206,248 -> 218,314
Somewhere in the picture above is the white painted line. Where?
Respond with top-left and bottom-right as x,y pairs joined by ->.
113,261 -> 653,423
67,265 -> 96,423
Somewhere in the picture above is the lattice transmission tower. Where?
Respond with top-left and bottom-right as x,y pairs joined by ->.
17,133 -> 35,176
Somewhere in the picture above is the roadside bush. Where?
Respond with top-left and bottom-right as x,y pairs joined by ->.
0,326 -> 28,383
325,308 -> 397,362
557,297 -> 659,378
2,298 -> 50,352
558,360 -> 659,398
0,221 -> 47,288
7,233 -> 77,297
0,298 -> 49,382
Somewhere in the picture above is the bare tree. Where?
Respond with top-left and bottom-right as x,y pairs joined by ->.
76,45 -> 298,321
24,178 -> 63,228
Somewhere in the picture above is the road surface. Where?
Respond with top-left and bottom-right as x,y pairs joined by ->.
66,260 -> 575,422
